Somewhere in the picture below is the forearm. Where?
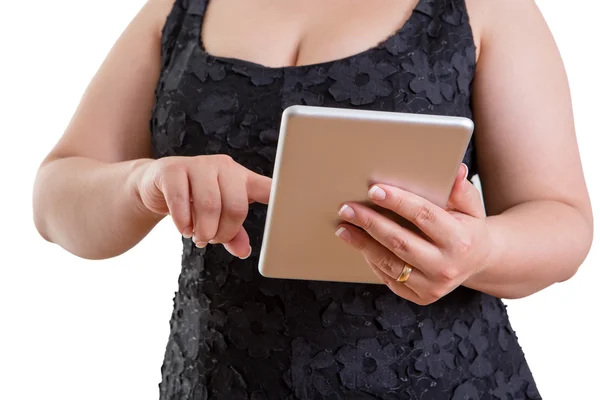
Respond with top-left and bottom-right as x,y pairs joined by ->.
33,157 -> 163,259
464,200 -> 593,299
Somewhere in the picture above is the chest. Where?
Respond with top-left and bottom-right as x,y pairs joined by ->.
201,0 -> 421,68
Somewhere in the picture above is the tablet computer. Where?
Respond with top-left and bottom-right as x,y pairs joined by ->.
258,105 -> 473,284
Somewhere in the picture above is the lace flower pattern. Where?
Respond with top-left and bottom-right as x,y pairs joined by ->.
402,50 -> 455,105
227,302 -> 286,359
328,57 -> 397,105
414,319 -> 457,379
152,0 -> 540,399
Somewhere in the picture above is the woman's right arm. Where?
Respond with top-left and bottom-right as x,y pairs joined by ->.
32,0 -> 271,260
33,0 -> 171,260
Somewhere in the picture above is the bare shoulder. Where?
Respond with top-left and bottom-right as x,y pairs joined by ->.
465,0 -> 547,43
147,0 -> 177,13
145,0 -> 178,36
464,0 -> 545,62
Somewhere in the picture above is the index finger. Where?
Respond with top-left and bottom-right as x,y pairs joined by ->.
246,171 -> 272,204
368,184 -> 459,246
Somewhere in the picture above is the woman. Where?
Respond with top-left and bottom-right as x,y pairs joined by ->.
32,0 -> 593,398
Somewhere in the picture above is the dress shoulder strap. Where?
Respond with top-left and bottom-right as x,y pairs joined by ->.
159,0 -> 208,73
413,0 -> 473,38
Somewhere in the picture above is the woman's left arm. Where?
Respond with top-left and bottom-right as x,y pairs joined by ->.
336,0 -> 593,301
463,0 -> 593,298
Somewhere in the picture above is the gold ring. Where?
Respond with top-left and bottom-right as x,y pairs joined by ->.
396,263 -> 413,283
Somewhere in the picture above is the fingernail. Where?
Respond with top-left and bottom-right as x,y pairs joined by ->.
462,163 -> 469,181
240,247 -> 252,260
182,232 -> 192,239
368,185 -> 386,200
338,204 -> 355,220
208,239 -> 217,244
194,240 -> 207,248
335,227 -> 351,241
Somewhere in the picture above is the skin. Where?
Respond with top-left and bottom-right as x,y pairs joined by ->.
33,0 -> 592,301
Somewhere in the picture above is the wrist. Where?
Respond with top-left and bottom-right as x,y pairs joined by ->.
126,158 -> 163,221
468,216 -> 506,285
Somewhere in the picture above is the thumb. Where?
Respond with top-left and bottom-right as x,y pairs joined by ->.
223,226 -> 252,259
447,164 -> 485,218
246,171 -> 272,204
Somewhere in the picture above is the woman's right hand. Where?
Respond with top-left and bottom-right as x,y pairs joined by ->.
132,154 -> 272,258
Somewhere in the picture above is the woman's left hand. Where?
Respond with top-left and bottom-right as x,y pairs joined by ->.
335,164 -> 493,305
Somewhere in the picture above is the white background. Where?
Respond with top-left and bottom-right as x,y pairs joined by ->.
0,1 -> 598,398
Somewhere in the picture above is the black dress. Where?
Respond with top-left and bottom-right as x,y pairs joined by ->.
152,0 -> 541,398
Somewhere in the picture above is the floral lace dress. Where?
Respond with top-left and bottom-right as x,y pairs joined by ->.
152,0 -> 542,398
